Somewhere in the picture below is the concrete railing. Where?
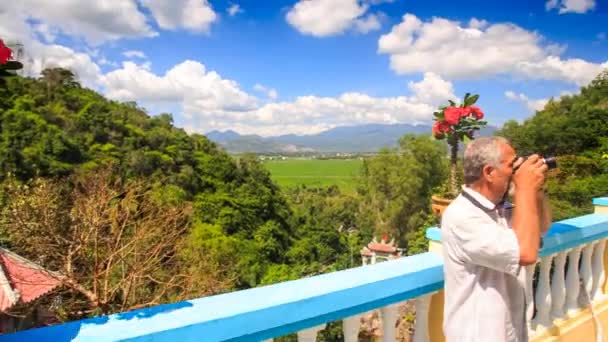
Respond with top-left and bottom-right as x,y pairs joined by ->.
2,197 -> 608,341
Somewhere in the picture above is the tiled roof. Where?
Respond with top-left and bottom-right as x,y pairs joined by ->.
367,242 -> 398,253
0,248 -> 61,312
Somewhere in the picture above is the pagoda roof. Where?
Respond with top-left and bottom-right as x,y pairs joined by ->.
0,248 -> 62,312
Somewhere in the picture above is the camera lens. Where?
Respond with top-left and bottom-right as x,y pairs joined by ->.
543,156 -> 557,170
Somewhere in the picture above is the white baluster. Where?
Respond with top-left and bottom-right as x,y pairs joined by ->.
297,324 -> 325,342
533,255 -> 554,330
413,294 -> 432,342
566,246 -> 583,315
380,304 -> 400,342
551,251 -> 567,320
581,243 -> 595,303
342,314 -> 361,342
592,239 -> 607,300
525,263 -> 537,333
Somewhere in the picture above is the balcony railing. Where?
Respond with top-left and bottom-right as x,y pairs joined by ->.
2,197 -> 608,342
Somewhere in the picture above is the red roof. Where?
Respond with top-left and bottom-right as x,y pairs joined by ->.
367,242 -> 398,253
360,247 -> 373,257
0,248 -> 61,312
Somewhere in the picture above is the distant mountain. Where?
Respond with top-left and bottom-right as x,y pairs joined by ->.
205,130 -> 245,143
206,123 -> 498,154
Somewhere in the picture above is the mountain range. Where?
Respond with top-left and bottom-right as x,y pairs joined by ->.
206,123 -> 498,154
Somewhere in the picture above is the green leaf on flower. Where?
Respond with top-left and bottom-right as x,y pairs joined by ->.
465,94 -> 479,107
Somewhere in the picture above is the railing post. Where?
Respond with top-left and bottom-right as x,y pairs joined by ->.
550,251 -> 568,320
581,243 -> 595,303
592,239 -> 607,300
525,263 -> 538,334
342,314 -> 361,342
413,294 -> 432,342
297,324 -> 326,342
380,304 -> 400,342
533,255 -> 554,331
566,246 -> 583,315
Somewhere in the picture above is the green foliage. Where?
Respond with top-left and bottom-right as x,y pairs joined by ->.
0,69 -> 293,291
359,135 -> 447,244
498,70 -> 608,220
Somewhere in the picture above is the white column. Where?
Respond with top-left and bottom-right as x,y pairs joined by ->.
342,315 -> 361,342
525,263 -> 537,333
551,251 -> 568,320
380,304 -> 400,342
534,255 -> 554,330
581,243 -> 595,303
413,294 -> 432,342
566,246 -> 583,315
591,239 -> 607,300
297,324 -> 326,342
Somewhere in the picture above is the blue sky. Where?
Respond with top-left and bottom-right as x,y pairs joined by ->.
1,0 -> 607,136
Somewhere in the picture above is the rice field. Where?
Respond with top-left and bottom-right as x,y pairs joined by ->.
263,159 -> 363,193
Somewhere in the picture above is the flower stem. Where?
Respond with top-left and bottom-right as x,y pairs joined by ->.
449,138 -> 459,198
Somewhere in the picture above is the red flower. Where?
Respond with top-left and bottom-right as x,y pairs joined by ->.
469,106 -> 484,119
444,106 -> 466,125
432,120 -> 451,138
0,40 -> 12,65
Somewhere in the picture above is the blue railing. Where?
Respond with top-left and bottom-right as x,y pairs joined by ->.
426,212 -> 608,257
4,197 -> 608,341
2,253 -> 442,341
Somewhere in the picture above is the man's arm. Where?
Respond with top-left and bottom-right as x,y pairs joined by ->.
512,155 -> 548,266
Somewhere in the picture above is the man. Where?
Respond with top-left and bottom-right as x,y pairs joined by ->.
442,136 -> 552,342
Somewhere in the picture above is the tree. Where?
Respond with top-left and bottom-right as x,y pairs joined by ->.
498,69 -> 608,220
360,134 -> 447,244
0,167 -> 230,320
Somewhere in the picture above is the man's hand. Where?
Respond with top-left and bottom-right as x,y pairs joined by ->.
513,155 -> 547,193
512,154 -> 548,265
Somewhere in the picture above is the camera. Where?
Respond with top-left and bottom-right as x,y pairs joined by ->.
513,155 -> 557,172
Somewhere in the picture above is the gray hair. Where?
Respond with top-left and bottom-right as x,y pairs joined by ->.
464,136 -> 511,185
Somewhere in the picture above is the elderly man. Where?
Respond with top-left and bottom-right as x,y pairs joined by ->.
442,136 -> 552,342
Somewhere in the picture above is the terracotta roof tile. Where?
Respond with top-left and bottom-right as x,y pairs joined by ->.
0,249 -> 61,312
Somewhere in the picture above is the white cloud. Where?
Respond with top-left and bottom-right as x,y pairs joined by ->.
102,60 -> 258,113
378,13 -> 608,86
0,1 -> 156,45
286,0 -> 382,37
227,3 -> 243,16
22,44 -> 102,88
546,0 -> 596,14
504,91 -> 549,113
123,50 -> 147,59
101,60 -> 456,136
141,0 -> 217,33
407,72 -> 457,105
184,73 -> 455,136
354,13 -> 382,34
253,84 -> 278,100
98,57 -> 118,67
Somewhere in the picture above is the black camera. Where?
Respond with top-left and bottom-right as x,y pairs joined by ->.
513,155 -> 557,172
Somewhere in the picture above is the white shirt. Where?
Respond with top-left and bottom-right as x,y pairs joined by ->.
442,187 -> 527,342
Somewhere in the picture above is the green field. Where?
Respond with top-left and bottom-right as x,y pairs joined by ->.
263,159 -> 363,193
